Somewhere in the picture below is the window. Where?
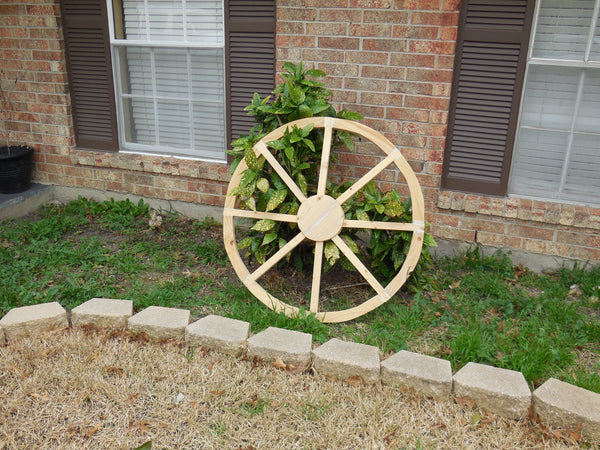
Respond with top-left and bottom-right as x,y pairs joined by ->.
510,0 -> 600,204
60,0 -> 275,158
109,0 -> 226,160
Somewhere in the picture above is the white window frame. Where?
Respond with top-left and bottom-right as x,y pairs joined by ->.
106,0 -> 227,162
510,0 -> 600,205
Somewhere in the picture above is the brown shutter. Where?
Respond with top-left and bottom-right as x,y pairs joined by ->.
225,0 -> 276,144
441,0 -> 535,196
60,0 -> 118,151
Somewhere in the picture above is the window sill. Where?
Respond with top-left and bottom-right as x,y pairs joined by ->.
436,190 -> 600,231
71,149 -> 230,182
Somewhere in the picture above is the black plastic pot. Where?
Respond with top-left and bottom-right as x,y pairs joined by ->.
0,145 -> 34,194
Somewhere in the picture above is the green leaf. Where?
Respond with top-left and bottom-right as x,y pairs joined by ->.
298,104 -> 313,118
256,178 -> 270,193
302,138 -> 316,152
284,146 -> 296,163
337,109 -> 363,121
266,189 -> 287,212
244,197 -> 256,211
423,233 -> 438,247
289,85 -> 306,104
251,219 -> 276,232
237,237 -> 254,250
296,173 -> 307,196
301,123 -> 315,137
278,238 -> 287,249
337,130 -> 355,151
227,186 -> 242,197
267,140 -> 286,150
324,241 -> 340,265
134,442 -> 152,450
262,233 -> 278,246
375,203 -> 385,214
342,235 -> 360,254
384,200 -> 404,217
244,147 -> 259,171
306,69 -> 326,78
355,209 -> 369,221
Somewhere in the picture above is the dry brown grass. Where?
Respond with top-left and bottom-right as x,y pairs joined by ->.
0,328 -> 588,449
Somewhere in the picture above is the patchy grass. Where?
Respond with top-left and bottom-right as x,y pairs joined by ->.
0,328 -> 588,449
1,197 -> 599,394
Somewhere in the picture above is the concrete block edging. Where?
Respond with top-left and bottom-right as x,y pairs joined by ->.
1,298 -> 599,441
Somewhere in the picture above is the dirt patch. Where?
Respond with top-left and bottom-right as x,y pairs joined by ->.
0,328 -> 586,449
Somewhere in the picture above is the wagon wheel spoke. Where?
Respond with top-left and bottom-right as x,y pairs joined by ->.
223,208 -> 298,224
343,219 -> 424,232
336,148 -> 402,206
310,241 -> 324,313
316,117 -> 334,196
255,140 -> 307,203
331,235 -> 391,303
246,232 -> 305,283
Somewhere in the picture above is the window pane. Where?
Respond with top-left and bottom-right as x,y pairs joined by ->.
519,65 -> 579,130
591,15 -> 600,60
121,46 -> 152,96
125,97 -> 156,146
187,0 -> 224,43
532,0 -> 595,60
154,48 -> 189,99
511,128 -> 568,196
575,69 -> 600,132
122,0 -> 223,43
565,133 -> 600,196
157,100 -> 191,149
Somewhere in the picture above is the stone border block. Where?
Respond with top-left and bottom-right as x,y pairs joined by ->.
71,298 -> 133,329
0,302 -> 68,341
453,362 -> 531,419
246,327 -> 312,365
186,314 -> 250,357
533,378 -> 600,440
128,306 -> 190,341
312,338 -> 380,384
381,350 -> 452,398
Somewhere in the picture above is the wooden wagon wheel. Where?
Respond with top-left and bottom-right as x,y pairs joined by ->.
223,117 -> 425,323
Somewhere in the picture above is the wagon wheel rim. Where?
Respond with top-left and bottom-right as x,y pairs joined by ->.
223,117 -> 425,323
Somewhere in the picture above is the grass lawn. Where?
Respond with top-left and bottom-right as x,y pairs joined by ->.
2,197 -> 599,393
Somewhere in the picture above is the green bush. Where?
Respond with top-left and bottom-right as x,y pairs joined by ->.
228,62 -> 435,290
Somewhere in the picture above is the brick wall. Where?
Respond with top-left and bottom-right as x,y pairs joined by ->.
1,0 -> 598,265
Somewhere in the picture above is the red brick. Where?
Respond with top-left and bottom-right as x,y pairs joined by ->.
443,0 -> 461,11
344,77 -> 388,91
277,7 -> 317,21
390,53 -> 435,67
277,35 -> 316,48
363,10 -> 409,24
363,38 -> 407,52
362,65 -> 406,80
302,48 -> 345,62
399,0 -> 443,9
570,246 -> 600,261
345,51 -> 389,64
318,36 -> 360,50
411,11 -> 458,26
392,25 -> 438,39
404,95 -> 450,110
349,0 -> 393,7
361,91 -> 404,106
277,21 -> 304,34
306,22 -> 348,35
106,181 -> 135,194
556,231 -> 600,248
386,107 -> 430,122
506,224 -> 554,241
389,80 -> 433,95
317,62 -> 359,77
431,225 -> 476,242
318,9 -> 363,22
349,23 -> 393,37
429,212 -> 459,227
476,232 -> 521,249
306,0 -> 348,6
522,239 -> 569,257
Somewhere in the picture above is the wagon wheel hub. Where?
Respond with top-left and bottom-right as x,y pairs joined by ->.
297,195 -> 345,242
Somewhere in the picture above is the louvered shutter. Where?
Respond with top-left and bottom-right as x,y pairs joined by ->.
441,0 -> 535,196
60,0 -> 118,151
225,0 -> 276,144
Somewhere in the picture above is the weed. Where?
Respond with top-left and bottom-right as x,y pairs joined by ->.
1,200 -> 599,393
